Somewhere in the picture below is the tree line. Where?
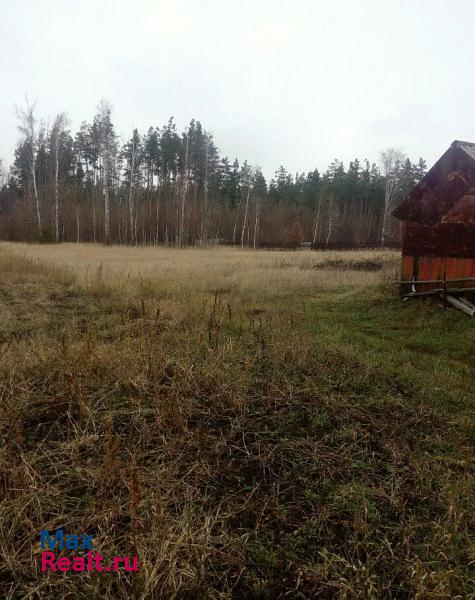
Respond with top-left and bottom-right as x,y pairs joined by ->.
0,99 -> 427,247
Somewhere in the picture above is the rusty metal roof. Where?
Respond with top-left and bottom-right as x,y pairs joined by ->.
451,140 -> 475,162
393,140 -> 475,223
394,140 -> 475,259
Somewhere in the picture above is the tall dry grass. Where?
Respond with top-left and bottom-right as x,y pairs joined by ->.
0,243 -> 473,600
0,243 -> 399,296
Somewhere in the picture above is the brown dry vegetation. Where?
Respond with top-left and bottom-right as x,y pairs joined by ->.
0,243 -> 473,599
0,243 -> 397,293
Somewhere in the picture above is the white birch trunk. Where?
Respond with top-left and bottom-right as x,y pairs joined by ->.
200,136 -> 210,245
54,147 -> 60,242
31,162 -> 41,234
312,192 -> 322,246
381,178 -> 397,246
179,134 -> 189,246
128,133 -> 136,245
16,100 -> 41,235
52,113 -> 68,243
232,198 -> 241,244
240,181 -> 251,248
103,154 -> 110,243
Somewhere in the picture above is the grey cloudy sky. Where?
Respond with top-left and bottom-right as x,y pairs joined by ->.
1,0 -> 474,178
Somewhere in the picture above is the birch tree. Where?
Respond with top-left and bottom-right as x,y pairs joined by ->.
123,128 -> 141,244
252,168 -> 266,248
16,98 -> 41,234
51,112 -> 69,242
128,132 -> 136,243
97,100 -> 115,243
178,131 -> 189,246
200,135 -> 210,245
312,191 -> 323,246
240,164 -> 253,248
380,148 -> 405,246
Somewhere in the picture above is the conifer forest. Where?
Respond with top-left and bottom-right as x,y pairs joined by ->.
0,99 -> 427,248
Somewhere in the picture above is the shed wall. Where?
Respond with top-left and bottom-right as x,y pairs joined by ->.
401,256 -> 475,290
401,222 -> 475,259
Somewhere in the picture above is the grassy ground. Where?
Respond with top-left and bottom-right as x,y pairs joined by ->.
0,243 -> 473,599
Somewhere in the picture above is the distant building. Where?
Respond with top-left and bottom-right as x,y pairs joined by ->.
393,140 -> 475,289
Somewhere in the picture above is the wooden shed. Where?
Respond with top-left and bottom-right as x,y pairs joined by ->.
393,140 -> 475,292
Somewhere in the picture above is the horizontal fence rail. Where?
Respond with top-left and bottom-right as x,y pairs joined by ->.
398,277 -> 475,285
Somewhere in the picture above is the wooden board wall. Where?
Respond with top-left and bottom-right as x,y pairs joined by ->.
401,256 -> 475,290
402,222 -> 475,259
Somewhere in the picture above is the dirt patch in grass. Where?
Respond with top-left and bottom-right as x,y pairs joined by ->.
314,258 -> 385,271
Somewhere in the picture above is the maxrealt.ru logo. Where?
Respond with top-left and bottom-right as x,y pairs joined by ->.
40,530 -> 138,573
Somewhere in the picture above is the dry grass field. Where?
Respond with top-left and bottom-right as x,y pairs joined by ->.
0,243 -> 398,294
0,242 -> 473,599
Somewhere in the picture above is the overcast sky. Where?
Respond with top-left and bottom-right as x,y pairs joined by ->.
1,0 -> 474,179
